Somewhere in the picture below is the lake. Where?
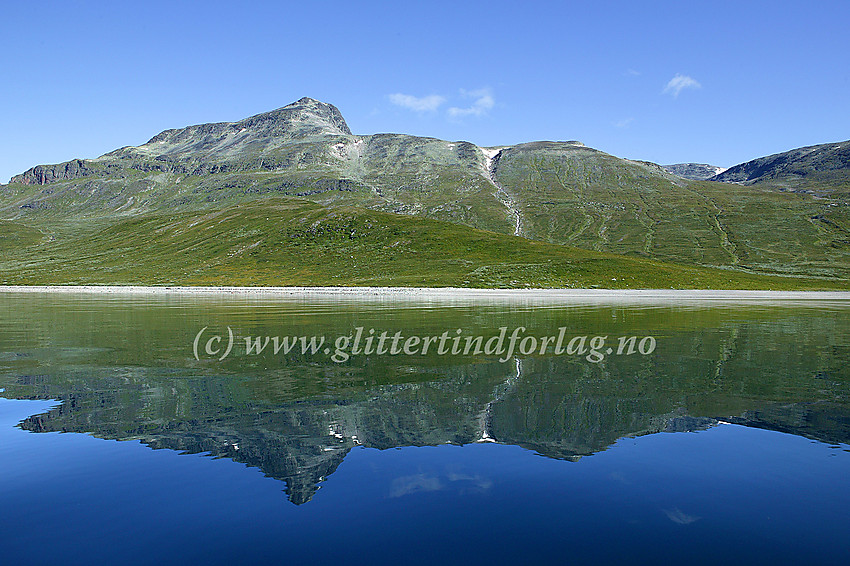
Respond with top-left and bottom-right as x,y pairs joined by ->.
1,290 -> 849,564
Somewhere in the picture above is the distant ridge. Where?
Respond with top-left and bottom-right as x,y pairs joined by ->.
712,140 -> 850,185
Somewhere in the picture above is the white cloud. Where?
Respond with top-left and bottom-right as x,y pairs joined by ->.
388,93 -> 446,112
625,69 -> 641,77
615,117 -> 635,128
663,74 -> 701,97
448,88 -> 495,118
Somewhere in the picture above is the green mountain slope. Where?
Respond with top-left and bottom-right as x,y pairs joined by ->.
0,198 -> 842,289
491,142 -> 850,277
1,97 -> 848,284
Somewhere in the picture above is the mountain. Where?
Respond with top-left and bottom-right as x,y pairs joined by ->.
663,163 -> 727,180
2,97 -> 509,234
1,98 -> 849,284
712,140 -> 850,186
10,97 -> 352,185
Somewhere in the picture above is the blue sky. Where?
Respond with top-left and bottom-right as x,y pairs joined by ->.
2,0 -> 848,182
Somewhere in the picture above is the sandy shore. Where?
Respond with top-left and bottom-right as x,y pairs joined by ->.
1,285 -> 848,304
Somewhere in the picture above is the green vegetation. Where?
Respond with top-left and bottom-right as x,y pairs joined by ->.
0,220 -> 44,251
492,143 -> 850,278
0,198 -> 845,289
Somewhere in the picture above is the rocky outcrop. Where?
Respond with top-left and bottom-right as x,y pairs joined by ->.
663,163 -> 726,180
11,159 -> 91,185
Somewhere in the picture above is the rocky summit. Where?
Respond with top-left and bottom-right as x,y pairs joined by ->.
10,97 -> 352,185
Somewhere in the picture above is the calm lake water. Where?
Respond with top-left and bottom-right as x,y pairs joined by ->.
1,291 -> 849,565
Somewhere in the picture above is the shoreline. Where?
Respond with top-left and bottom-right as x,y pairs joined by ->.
1,285 -> 849,302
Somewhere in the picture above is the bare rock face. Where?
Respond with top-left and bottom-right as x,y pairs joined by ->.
663,163 -> 727,180
11,159 -> 92,185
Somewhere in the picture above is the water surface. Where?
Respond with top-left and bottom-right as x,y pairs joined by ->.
1,292 -> 849,564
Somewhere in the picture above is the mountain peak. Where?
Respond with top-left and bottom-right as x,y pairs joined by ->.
295,96 -> 326,106
8,98 -> 355,184
109,97 -> 352,161
237,97 -> 352,137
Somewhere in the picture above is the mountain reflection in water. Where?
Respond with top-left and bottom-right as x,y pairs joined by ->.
1,293 -> 848,505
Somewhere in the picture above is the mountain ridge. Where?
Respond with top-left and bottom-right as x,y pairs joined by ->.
1,98 -> 848,283
711,140 -> 850,185
7,99 -> 849,190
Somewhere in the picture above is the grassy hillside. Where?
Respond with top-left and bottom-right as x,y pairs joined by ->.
492,143 -> 850,278
0,198 -> 845,289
